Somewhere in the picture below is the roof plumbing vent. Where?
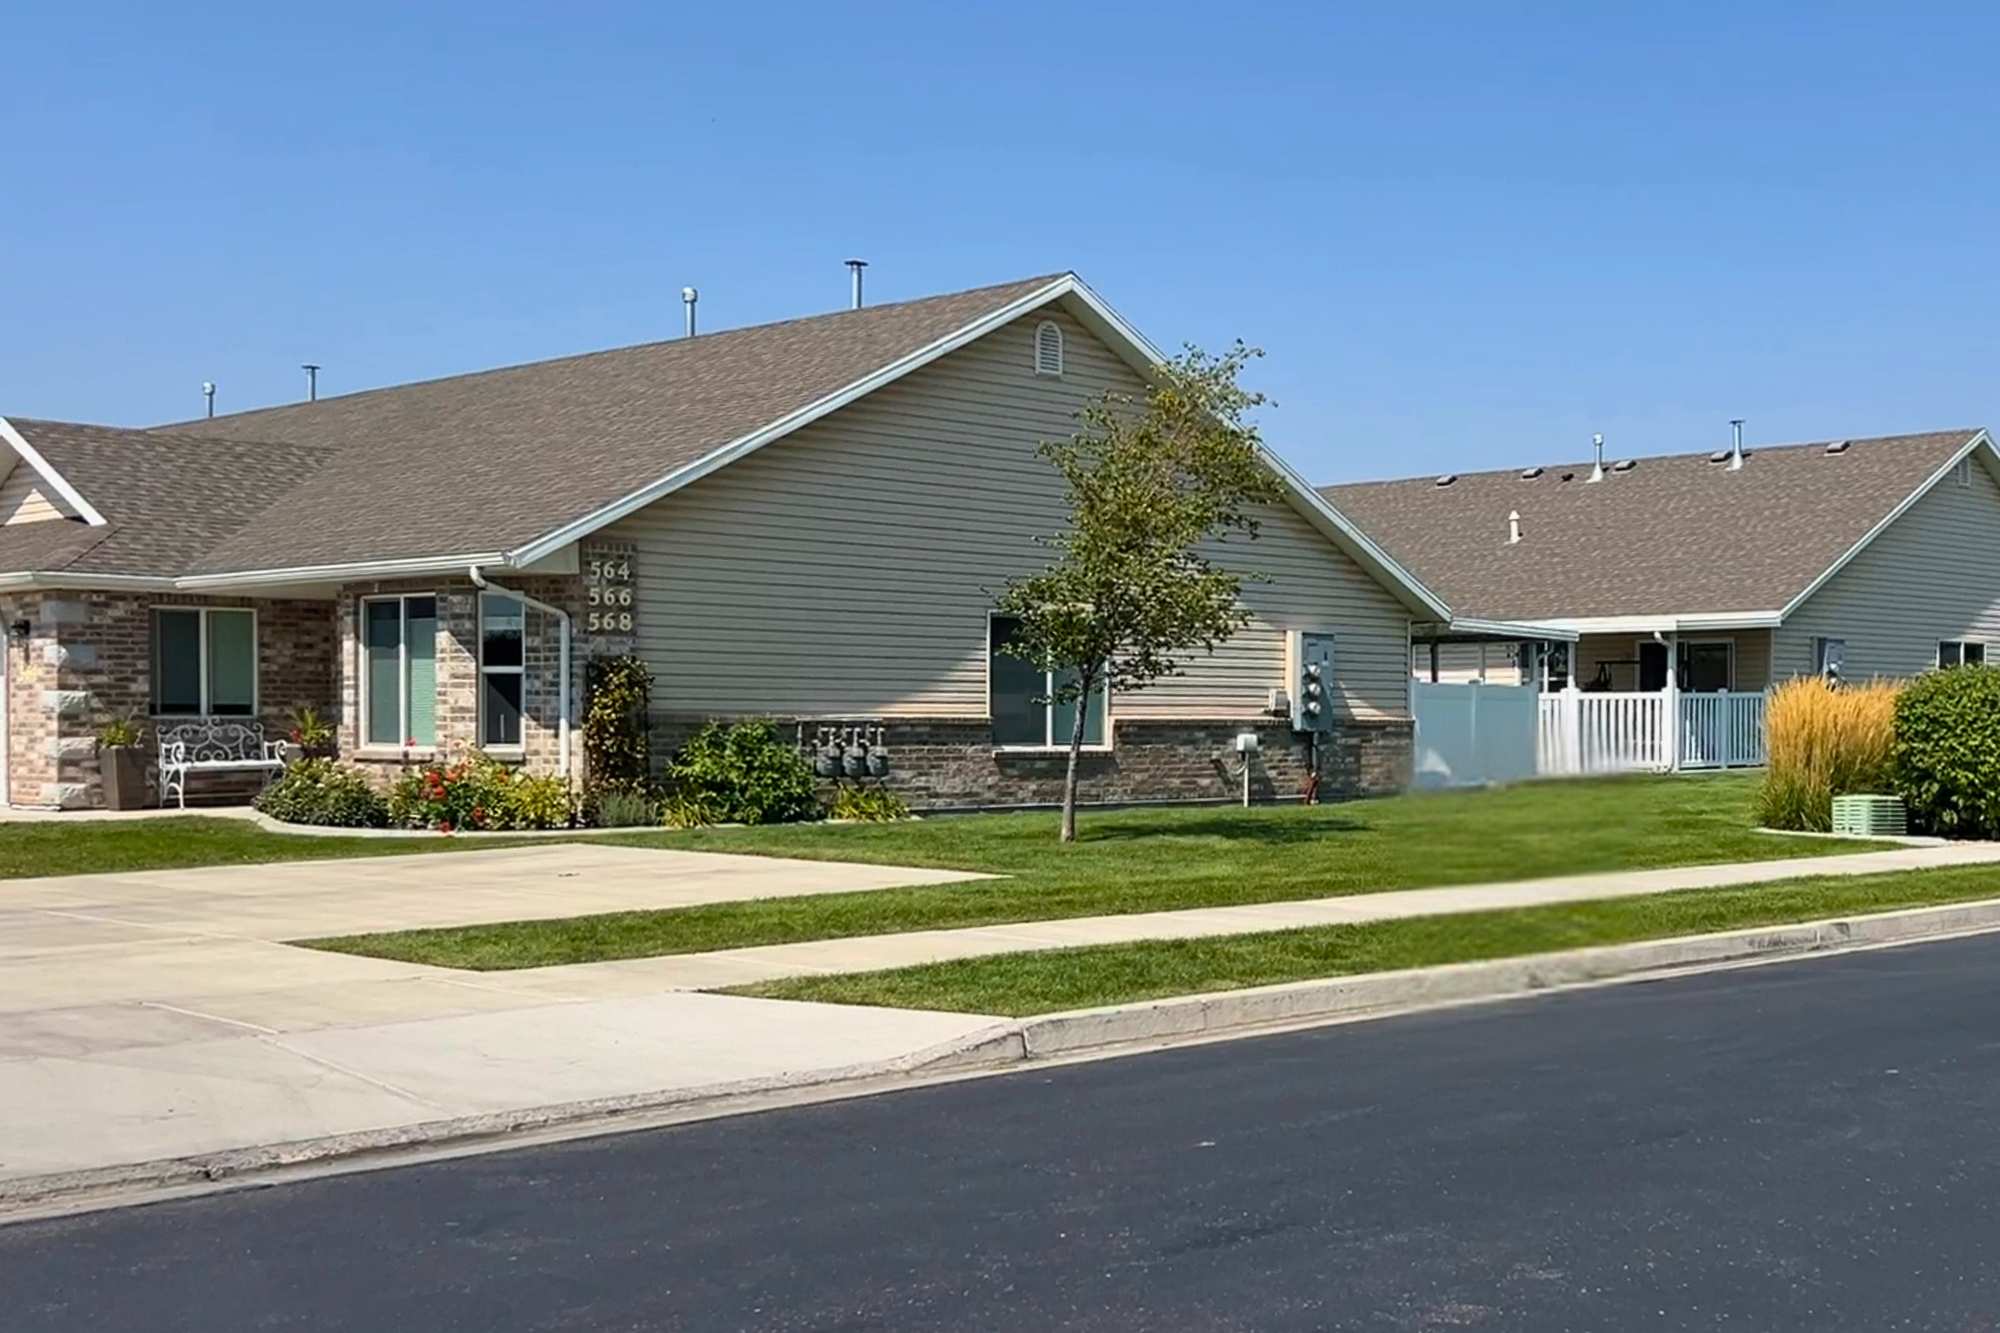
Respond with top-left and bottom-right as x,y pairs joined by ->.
1587,433 -> 1605,483
301,363 -> 320,403
846,259 -> 868,310
1729,418 -> 1745,471
1507,510 -> 1522,545
682,286 -> 699,338
202,381 -> 216,418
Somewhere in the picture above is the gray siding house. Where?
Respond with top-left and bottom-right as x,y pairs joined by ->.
0,272 -> 1444,810
1326,427 -> 2000,699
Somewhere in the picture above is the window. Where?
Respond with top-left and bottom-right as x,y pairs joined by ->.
361,595 -> 437,747
1813,637 -> 1846,679
1033,320 -> 1064,377
151,607 -> 256,717
989,615 -> 1107,748
1957,458 -> 1974,488
1939,640 -> 1986,668
1677,640 -> 1733,693
479,592 -> 525,749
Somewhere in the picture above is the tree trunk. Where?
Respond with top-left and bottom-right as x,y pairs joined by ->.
1059,672 -> 1094,844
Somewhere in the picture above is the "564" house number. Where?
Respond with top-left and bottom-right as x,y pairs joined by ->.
586,554 -> 636,634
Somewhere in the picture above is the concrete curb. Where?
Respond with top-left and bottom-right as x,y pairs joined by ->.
12,894 -> 2000,1212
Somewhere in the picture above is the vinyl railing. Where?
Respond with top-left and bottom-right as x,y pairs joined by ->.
1537,689 -> 1767,775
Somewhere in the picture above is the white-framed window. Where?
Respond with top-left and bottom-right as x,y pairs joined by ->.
1957,457 -> 1974,488
988,614 -> 1108,749
151,607 -> 257,717
1813,636 -> 1846,679
360,595 -> 437,748
1938,640 -> 1986,668
479,592 -> 525,750
1033,320 -> 1065,377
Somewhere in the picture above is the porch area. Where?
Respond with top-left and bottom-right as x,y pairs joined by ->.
1537,687 -> 1768,774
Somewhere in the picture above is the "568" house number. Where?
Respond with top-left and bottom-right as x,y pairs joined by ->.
585,554 -> 636,634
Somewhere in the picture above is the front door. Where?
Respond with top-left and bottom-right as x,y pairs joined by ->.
1679,641 -> 1732,693
1637,641 -> 1669,692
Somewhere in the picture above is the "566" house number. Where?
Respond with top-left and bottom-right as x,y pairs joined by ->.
586,554 -> 636,634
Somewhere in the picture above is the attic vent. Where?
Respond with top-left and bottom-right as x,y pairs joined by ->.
1611,459 -> 1637,473
1824,439 -> 1851,455
1957,457 -> 1974,487
1708,450 -> 1730,464
1520,466 -> 1543,479
1033,321 -> 1064,377
1434,474 -> 1457,487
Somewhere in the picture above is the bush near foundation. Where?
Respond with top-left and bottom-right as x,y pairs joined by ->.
255,759 -> 389,828
1755,677 -> 1899,832
661,720 -> 818,826
388,752 -> 575,832
1894,666 -> 2000,838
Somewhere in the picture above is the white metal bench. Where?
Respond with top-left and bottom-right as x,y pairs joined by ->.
158,720 -> 288,809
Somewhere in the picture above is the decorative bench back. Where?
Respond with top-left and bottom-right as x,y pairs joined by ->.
159,719 -> 276,765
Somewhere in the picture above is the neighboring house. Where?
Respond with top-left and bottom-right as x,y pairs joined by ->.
0,273 -> 1445,810
1324,428 -> 2000,769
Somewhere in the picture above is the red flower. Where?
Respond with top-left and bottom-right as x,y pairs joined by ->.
437,820 -> 454,834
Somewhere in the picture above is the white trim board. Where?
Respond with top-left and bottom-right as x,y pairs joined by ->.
0,418 -> 108,527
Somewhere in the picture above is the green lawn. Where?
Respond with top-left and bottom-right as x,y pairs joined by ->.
303,772 -> 1883,969
732,863 -> 2000,1016
0,816 -> 548,879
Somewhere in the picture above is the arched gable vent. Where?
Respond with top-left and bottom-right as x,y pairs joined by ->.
1033,320 -> 1065,377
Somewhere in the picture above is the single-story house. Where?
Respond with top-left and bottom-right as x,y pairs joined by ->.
1322,427 -> 2000,764
0,272 -> 1459,810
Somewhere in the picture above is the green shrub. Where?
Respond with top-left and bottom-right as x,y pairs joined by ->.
503,774 -> 577,830
98,717 -> 143,748
387,752 -> 520,832
663,720 -> 819,825
255,758 -> 389,828
827,783 -> 911,823
1755,676 -> 1900,831
590,787 -> 659,827
584,655 -> 653,793
1895,666 -> 2000,837
660,791 -> 725,829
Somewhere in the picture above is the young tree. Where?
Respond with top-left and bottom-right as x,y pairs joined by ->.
997,342 -> 1287,842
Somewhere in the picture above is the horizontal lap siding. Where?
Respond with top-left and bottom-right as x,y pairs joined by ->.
1575,629 -> 1771,691
1777,455 -> 2000,681
605,307 -> 1411,722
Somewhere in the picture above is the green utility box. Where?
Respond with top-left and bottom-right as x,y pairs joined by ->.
1831,794 -> 1908,838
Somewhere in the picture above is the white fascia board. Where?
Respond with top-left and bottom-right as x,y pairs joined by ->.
174,551 -> 509,590
1776,428 -> 1997,621
1540,611 -> 1785,634
1430,616 -> 1580,642
499,273 -> 1454,621
0,571 -> 180,592
0,417 -> 108,526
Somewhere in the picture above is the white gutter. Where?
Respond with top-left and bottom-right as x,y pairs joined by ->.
178,551 -> 510,591
468,565 -> 572,780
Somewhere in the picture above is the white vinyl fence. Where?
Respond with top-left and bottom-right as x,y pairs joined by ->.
1536,690 -> 1767,777
1410,681 -> 1541,788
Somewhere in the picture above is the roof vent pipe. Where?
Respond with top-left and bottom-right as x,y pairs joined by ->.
846,259 -> 868,309
1588,432 -> 1605,483
202,381 -> 216,418
682,286 -> 699,338
301,364 -> 320,402
1507,510 -> 1522,545
1729,418 -> 1745,471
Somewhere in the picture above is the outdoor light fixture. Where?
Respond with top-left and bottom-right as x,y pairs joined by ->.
7,620 -> 28,643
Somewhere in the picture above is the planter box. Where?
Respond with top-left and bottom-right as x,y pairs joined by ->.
98,746 -> 150,811
1832,794 -> 1908,838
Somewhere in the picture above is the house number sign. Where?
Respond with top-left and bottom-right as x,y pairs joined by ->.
585,551 -> 636,635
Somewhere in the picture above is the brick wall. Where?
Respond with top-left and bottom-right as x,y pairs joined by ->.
650,712 -> 1413,812
1,590 -> 336,808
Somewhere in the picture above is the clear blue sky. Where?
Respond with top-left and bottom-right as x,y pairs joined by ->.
6,2 -> 1994,483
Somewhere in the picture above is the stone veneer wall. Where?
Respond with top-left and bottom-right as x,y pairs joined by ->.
0,589 -> 336,809
649,713 -> 1413,811
335,575 -> 582,789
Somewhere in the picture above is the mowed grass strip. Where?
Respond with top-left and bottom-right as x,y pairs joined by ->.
729,864 -> 2000,1015
302,773 -> 1884,969
0,816 -> 554,880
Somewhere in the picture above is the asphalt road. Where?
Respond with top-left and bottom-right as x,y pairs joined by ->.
12,932 -> 2000,1332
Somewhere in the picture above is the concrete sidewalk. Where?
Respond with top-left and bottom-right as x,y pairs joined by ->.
528,840 -> 2000,991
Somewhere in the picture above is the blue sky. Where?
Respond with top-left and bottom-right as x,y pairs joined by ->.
6,2 -> 1994,482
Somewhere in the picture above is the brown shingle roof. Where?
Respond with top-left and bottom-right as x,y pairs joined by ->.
1320,430 -> 1985,621
153,273 -> 1068,575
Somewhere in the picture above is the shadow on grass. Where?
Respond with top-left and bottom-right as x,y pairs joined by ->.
1075,811 -> 1368,845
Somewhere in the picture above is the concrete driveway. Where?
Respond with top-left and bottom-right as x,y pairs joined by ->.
0,845 -> 998,1191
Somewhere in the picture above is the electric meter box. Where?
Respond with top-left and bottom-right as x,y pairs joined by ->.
1287,630 -> 1336,733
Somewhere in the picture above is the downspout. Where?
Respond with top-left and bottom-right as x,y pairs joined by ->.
469,566 -> 573,780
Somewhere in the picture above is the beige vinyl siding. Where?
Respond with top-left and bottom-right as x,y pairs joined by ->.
1573,629 -> 1770,691
1775,451 -> 2000,681
1409,641 -> 1527,685
0,463 -> 75,525
605,306 -> 1413,723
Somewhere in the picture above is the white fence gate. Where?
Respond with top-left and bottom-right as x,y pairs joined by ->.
1536,690 -> 1768,776
1411,681 -> 1541,788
